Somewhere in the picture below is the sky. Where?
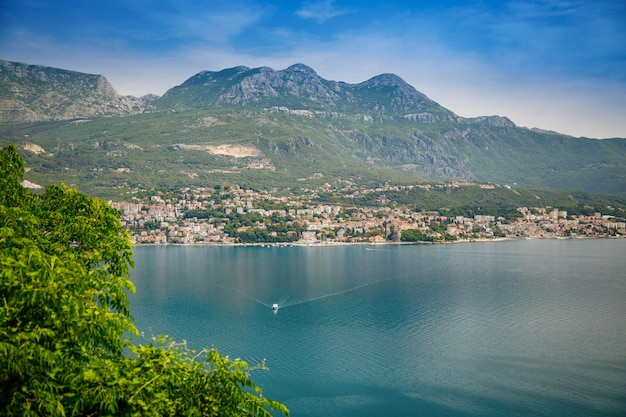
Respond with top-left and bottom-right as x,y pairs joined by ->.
1,0 -> 625,138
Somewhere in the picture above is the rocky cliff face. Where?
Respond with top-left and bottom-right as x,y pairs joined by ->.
155,63 -> 457,121
0,60 -> 486,126
467,115 -> 516,127
156,64 -> 344,110
217,64 -> 345,106
0,60 -> 145,122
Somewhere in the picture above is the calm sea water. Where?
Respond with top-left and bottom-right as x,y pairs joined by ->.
129,239 -> 626,417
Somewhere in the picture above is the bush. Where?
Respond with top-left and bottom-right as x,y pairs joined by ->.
0,145 -> 288,417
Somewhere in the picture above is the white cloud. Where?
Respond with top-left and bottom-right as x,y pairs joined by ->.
295,0 -> 356,23
175,5 -> 268,43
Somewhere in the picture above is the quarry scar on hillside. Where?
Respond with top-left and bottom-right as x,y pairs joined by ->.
172,143 -> 262,158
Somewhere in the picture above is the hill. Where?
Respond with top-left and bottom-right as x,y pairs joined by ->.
0,60 -> 148,122
0,60 -> 625,197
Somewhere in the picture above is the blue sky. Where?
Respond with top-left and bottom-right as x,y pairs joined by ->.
1,0 -> 625,138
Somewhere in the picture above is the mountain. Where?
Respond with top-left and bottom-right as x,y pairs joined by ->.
155,64 -> 457,121
0,60 -> 144,122
0,60 -> 625,197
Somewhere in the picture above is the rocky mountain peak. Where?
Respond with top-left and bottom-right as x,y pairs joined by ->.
362,73 -> 409,88
470,115 -> 516,128
0,60 -> 495,126
284,64 -> 318,76
0,60 -> 143,122
218,66 -> 252,78
156,63 -> 452,116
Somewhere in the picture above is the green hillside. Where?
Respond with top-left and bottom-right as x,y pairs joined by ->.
1,60 -> 625,198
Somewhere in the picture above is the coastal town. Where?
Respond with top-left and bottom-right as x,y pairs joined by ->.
109,183 -> 626,246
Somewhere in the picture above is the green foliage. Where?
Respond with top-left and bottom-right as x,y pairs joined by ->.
0,145 -> 28,207
400,229 -> 434,242
315,184 -> 626,216
253,199 -> 289,211
68,337 -> 288,417
429,221 -> 448,234
0,146 -> 289,417
4,105 -> 625,199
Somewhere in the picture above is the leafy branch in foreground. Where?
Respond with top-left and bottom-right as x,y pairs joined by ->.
0,145 -> 288,416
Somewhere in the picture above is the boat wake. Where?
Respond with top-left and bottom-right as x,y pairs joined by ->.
207,282 -> 272,308
209,277 -> 394,312
276,277 -> 394,310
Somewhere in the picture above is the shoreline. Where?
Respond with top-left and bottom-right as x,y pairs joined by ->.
131,234 -> 624,248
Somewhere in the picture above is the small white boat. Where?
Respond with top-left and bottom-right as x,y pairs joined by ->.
272,303 -> 279,311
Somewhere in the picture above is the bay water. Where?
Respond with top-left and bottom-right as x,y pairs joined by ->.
129,239 -> 626,416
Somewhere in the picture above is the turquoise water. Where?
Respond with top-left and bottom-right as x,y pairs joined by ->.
129,240 -> 626,416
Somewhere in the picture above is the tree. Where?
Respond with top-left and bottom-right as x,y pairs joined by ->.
0,145 -> 289,417
399,228 -> 434,242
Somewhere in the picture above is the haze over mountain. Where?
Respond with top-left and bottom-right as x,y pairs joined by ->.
1,60 -> 625,197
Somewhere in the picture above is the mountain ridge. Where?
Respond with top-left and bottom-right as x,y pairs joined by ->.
0,60 -> 149,122
0,59 -> 543,132
155,63 -> 463,124
1,59 -> 625,197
